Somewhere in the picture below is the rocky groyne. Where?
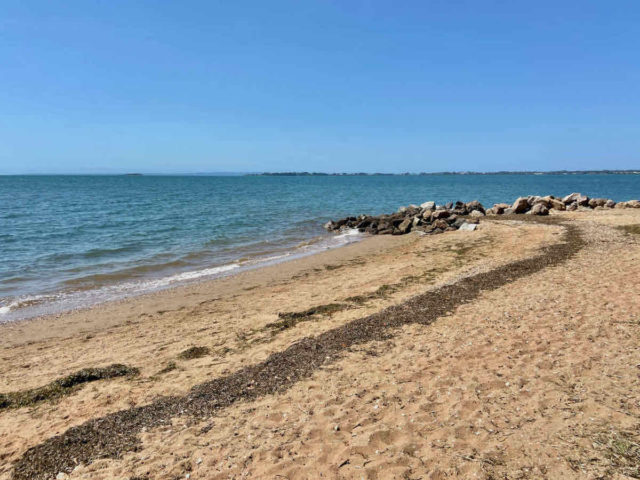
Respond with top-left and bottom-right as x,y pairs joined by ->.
324,193 -> 640,236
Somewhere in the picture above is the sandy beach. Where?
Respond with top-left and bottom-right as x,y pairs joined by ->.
2,209 -> 640,479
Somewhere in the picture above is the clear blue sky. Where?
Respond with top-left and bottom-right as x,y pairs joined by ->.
1,1 -> 639,174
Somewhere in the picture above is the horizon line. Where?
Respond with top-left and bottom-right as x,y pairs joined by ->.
1,169 -> 640,177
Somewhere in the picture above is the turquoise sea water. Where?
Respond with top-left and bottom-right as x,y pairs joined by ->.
0,174 -> 638,321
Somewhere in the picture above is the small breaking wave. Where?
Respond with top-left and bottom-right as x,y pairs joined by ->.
0,228 -> 364,322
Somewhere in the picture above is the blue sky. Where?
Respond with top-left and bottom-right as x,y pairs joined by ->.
1,1 -> 639,174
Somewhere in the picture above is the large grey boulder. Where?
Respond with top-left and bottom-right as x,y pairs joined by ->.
420,201 -> 436,211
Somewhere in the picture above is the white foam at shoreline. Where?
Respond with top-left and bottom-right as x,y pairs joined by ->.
0,229 -> 365,323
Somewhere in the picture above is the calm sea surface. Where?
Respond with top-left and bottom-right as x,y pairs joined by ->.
1,174 -> 638,321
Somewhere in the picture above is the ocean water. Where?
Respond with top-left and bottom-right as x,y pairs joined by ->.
1,174 -> 638,322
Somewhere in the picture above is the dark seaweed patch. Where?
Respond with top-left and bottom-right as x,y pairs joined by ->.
0,364 -> 138,411
267,303 -> 347,332
177,346 -> 210,360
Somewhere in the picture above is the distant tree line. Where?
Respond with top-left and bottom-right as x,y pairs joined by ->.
247,170 -> 640,176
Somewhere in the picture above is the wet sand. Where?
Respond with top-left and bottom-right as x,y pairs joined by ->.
1,210 -> 640,479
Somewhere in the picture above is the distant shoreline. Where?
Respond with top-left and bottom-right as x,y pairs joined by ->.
247,170 -> 640,176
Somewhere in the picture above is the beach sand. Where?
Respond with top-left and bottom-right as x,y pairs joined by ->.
1,210 -> 639,479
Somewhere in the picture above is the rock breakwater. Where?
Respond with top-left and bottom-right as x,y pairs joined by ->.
324,193 -> 640,236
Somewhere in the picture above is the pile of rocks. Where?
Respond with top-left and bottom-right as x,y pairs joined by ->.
487,193 -> 626,216
324,193 -> 640,236
324,200 -> 485,236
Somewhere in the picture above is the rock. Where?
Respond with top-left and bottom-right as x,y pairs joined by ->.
397,206 -> 407,214
444,202 -> 453,209
458,223 -> 477,231
397,217 -> 412,234
452,217 -> 467,228
469,210 -> 485,218
432,210 -> 450,220
605,199 -> 616,208
589,198 -> 607,208
420,201 -> 435,211
566,202 -> 578,211
576,194 -> 590,206
562,192 -> 581,204
512,197 -> 529,214
466,200 -> 485,214
548,198 -> 565,210
433,219 -> 449,230
627,200 -> 640,208
452,201 -> 468,215
615,202 -> 627,209
356,218 -> 372,229
490,203 -> 510,215
561,192 -> 590,206
418,224 -> 436,234
412,216 -> 421,227
485,207 -> 497,215
323,221 -> 334,230
504,208 -> 515,215
533,196 -> 552,208
530,203 -> 549,215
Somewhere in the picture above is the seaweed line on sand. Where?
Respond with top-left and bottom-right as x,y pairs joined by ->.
12,218 -> 585,480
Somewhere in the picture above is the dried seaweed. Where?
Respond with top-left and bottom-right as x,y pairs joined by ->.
177,346 -> 210,360
0,364 -> 138,411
